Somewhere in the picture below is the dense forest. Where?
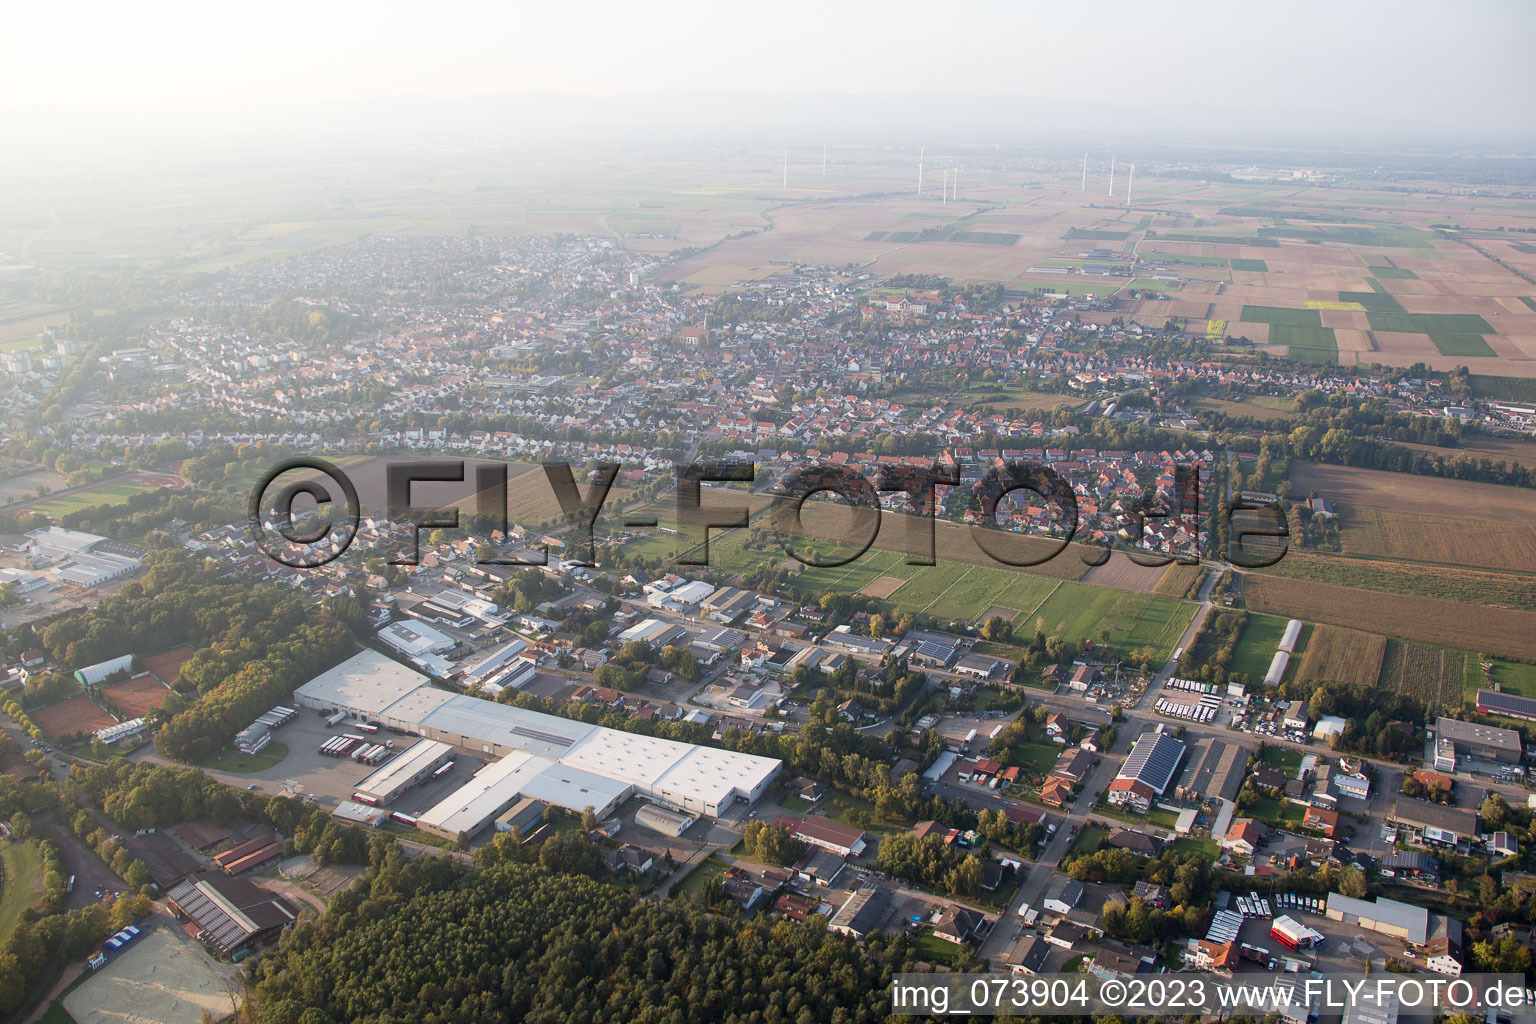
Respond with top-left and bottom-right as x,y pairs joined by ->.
250,854 -> 910,1024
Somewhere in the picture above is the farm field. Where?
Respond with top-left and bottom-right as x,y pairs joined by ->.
704,521 -> 1195,660
1257,552 -> 1536,611
1293,625 -> 1388,687
1191,396 -> 1298,423
0,468 -> 68,505
1080,556 -> 1176,594
1152,562 -> 1204,599
1378,639 -> 1460,714
1288,462 -> 1536,573
1390,436 -> 1536,471
1242,573 -> 1536,663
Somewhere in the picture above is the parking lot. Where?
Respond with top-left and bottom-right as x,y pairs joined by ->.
1224,891 -> 1401,975
153,710 -> 485,819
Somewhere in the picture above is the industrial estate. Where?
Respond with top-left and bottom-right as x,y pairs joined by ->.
0,7 -> 1534,1023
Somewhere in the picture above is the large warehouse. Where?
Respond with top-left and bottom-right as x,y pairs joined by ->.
353,739 -> 455,805
296,650 -> 781,829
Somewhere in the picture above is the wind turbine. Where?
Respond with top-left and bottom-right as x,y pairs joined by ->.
1108,156 -> 1116,197
1126,163 -> 1135,207
1081,153 -> 1088,191
918,146 -> 925,194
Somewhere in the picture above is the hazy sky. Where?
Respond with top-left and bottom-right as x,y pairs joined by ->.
3,0 -> 1533,139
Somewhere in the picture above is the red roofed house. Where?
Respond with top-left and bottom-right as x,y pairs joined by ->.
1221,818 -> 1263,857
1303,807 -> 1340,837
776,815 -> 868,858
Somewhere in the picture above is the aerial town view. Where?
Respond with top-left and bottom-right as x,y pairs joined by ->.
0,2 -> 1533,1023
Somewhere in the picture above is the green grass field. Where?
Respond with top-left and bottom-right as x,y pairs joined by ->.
1140,253 -> 1230,266
1465,654 -> 1536,703
1366,312 -> 1495,334
1024,583 -> 1196,660
1065,826 -> 1106,859
1008,722 -> 1064,777
1428,333 -> 1497,357
1229,258 -> 1269,272
201,741 -> 288,774
1242,305 -> 1323,328
1338,289 -> 1406,313
674,852 -> 729,898
1171,836 -> 1220,860
0,840 -> 43,942
1368,267 -> 1418,279
1259,747 -> 1304,773
1228,613 -> 1292,682
665,513 -> 1194,660
1245,797 -> 1304,824
1273,324 -> 1338,363
913,929 -> 966,964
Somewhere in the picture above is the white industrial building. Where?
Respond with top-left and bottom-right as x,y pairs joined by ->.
352,739 -> 455,804
25,527 -> 141,586
0,568 -> 47,593
416,750 -> 561,840
26,526 -> 109,561
293,650 -> 780,827
377,620 -> 455,659
50,552 -> 141,588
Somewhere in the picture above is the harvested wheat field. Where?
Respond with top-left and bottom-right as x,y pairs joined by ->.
1294,625 -> 1388,686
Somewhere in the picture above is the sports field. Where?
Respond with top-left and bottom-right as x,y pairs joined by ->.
31,694 -> 115,739
63,926 -> 238,1024
25,479 -> 158,518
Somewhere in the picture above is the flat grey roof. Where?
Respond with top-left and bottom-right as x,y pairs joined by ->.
295,649 -> 431,717
354,739 -> 453,800
1326,893 -> 1429,943
1436,716 -> 1522,756
417,695 -> 597,758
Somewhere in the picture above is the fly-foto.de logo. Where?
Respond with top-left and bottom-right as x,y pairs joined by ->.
248,456 -> 1288,570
